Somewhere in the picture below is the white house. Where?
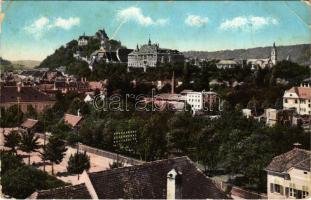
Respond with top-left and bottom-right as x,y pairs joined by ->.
283,84 -> 311,115
186,91 -> 203,111
265,147 -> 310,199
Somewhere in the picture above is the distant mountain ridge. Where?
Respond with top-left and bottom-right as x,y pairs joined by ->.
183,44 -> 310,66
11,60 -> 41,68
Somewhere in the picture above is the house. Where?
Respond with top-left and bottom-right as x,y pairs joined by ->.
265,147 -> 310,199
283,83 -> 311,115
128,38 -> 184,72
0,84 -> 55,113
186,90 -> 219,112
78,33 -> 89,46
216,60 -> 238,69
63,113 -> 83,128
30,157 -> 228,199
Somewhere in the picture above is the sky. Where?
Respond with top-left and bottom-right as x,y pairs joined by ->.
1,1 -> 310,61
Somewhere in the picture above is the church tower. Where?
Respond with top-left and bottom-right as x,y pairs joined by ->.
271,42 -> 277,65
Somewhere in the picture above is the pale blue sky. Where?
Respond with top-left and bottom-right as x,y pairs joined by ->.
1,1 -> 310,61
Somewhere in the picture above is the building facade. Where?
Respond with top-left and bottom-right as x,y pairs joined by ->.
283,83 -> 311,115
216,60 -> 238,69
247,42 -> 277,69
0,84 -> 55,113
266,147 -> 310,199
127,38 -> 184,72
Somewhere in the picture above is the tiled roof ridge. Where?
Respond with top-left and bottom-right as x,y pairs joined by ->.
65,113 -> 82,118
89,156 -> 189,176
36,183 -> 86,194
293,157 -> 311,170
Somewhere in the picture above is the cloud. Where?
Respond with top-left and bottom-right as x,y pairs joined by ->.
219,16 -> 278,31
24,16 -> 80,38
185,15 -> 208,27
117,7 -> 168,26
24,17 -> 50,37
50,17 -> 80,30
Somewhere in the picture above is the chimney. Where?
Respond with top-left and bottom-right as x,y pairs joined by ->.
167,169 -> 182,199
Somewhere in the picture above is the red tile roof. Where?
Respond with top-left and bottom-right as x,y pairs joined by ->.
21,118 -> 38,129
64,113 -> 83,127
286,87 -> 311,99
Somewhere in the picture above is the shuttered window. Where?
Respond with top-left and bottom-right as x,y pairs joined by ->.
270,183 -> 274,193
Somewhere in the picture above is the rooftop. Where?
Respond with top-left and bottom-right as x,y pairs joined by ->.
64,113 -> 83,127
0,86 -> 55,103
266,148 -> 311,173
87,156 -> 228,199
285,86 -> 311,99
31,183 -> 91,199
21,118 -> 38,129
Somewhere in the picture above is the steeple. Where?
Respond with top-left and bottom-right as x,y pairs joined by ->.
148,34 -> 151,45
136,44 -> 139,51
271,42 -> 277,65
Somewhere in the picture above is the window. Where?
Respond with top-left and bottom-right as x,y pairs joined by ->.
302,191 -> 309,198
270,183 -> 283,195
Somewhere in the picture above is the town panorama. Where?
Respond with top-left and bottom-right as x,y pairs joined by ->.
0,1 -> 310,199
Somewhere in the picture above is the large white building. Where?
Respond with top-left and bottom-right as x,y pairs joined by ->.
186,90 -> 219,112
127,38 -> 184,72
265,147 -> 310,199
283,82 -> 311,115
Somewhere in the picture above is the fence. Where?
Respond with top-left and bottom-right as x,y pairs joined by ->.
35,133 -> 144,166
76,143 -> 145,166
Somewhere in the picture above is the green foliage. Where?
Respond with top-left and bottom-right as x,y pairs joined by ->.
20,131 -> 40,165
1,165 -> 66,199
109,160 -> 124,169
0,105 -> 23,127
4,130 -> 21,153
42,136 -> 67,175
25,105 -> 37,119
67,151 -> 90,174
0,151 -> 24,174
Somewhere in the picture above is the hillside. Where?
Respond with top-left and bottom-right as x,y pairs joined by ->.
183,44 -> 310,66
39,29 -> 123,69
11,60 -> 41,68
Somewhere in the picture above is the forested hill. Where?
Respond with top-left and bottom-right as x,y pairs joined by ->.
184,44 -> 310,66
38,36 -> 123,69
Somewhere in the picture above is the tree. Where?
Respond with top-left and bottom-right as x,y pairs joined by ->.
109,160 -> 124,169
1,165 -> 66,199
0,151 -> 24,174
43,136 -> 67,175
20,130 -> 40,165
67,151 -> 90,174
4,130 -> 21,153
